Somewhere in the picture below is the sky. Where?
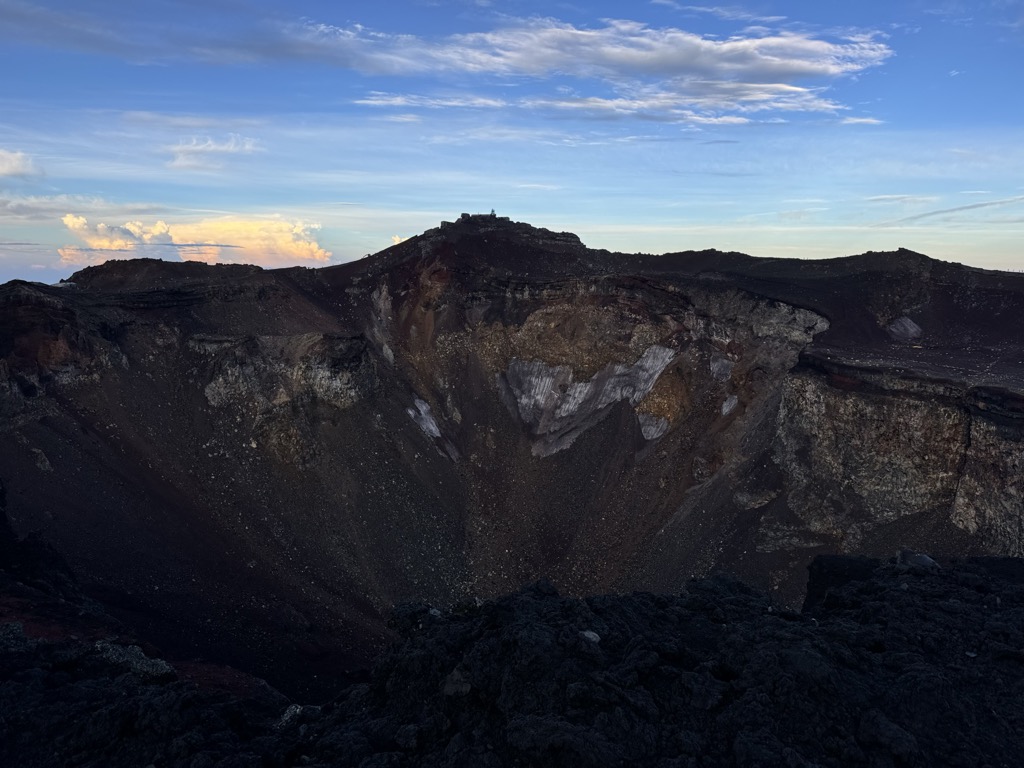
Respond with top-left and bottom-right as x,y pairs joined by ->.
1,0 -> 1023,283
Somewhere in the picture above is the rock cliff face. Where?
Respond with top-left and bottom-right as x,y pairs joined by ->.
2,213 -> 1024,694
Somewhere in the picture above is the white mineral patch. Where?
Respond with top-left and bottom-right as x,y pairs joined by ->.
407,398 -> 442,438
638,413 -> 670,441
500,344 -> 677,455
722,394 -> 739,416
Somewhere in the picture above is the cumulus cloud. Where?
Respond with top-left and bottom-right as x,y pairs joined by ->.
166,134 -> 261,170
58,215 -> 331,268
0,148 -> 39,177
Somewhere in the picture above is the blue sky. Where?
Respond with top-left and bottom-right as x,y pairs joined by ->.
1,0 -> 1022,282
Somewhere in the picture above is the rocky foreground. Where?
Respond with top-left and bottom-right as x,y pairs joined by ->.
3,505 -> 1023,768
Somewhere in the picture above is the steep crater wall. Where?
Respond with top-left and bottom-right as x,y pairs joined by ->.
3,217 -> 1024,695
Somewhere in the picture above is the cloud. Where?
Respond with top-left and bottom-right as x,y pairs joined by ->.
355,93 -> 508,109
865,195 -> 940,204
877,195 -> 1024,225
0,6 -> 893,122
651,3 -> 787,24
380,114 -> 422,123
329,19 -> 891,121
0,148 -> 39,177
294,19 -> 890,82
840,116 -> 883,124
166,134 -> 261,170
58,215 -> 331,268
0,193 -> 162,221
0,0 -> 137,56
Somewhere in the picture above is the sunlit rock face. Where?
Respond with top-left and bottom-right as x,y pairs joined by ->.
2,214 -> 1024,695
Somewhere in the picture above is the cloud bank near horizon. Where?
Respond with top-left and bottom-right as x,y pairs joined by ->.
58,215 -> 331,268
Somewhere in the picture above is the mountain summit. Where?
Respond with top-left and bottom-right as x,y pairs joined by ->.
2,218 -> 1023,694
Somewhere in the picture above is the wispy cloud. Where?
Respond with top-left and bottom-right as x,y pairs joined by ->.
840,116 -> 883,125
865,194 -> 940,204
0,6 -> 892,123
355,93 -> 508,109
0,193 -> 162,221
0,148 -> 40,177
59,214 -> 331,267
166,134 -> 261,170
296,18 -> 890,82
650,2 -> 787,24
0,0 -> 138,56
338,19 -> 888,120
877,194 -> 1024,225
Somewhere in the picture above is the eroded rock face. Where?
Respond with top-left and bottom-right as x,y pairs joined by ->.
498,344 -> 677,456
3,217 -> 1024,694
952,418 -> 1024,554
774,372 -> 968,547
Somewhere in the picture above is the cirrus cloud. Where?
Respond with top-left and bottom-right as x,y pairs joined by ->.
58,214 -> 331,268
166,133 -> 262,170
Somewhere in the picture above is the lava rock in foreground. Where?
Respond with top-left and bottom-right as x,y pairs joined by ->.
3,538 -> 1024,766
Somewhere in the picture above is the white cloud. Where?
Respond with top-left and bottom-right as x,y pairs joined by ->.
0,193 -> 161,221
0,148 -> 39,177
166,134 -> 261,170
58,214 -> 331,268
651,3 -> 787,24
865,194 -> 941,204
877,195 -> 1024,226
841,116 -> 883,124
0,7 -> 893,123
298,19 -> 890,81
293,18 -> 891,119
355,93 -> 507,109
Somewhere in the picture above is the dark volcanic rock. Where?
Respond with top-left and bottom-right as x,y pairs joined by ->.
3,215 -> 1024,695
3,530 -> 1024,767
